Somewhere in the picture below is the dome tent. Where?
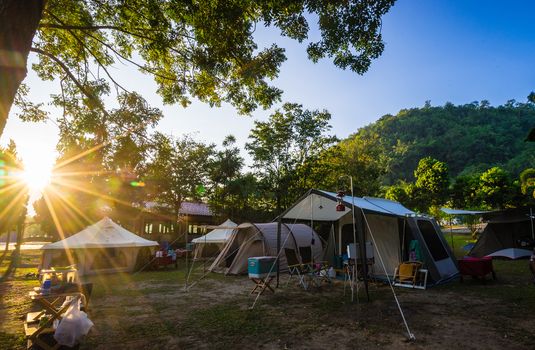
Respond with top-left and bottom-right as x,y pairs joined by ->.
209,222 -> 322,275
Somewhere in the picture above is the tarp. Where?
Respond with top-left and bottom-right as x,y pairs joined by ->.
281,189 -> 414,221
486,248 -> 532,259
192,219 -> 237,244
441,208 -> 488,215
42,217 -> 158,250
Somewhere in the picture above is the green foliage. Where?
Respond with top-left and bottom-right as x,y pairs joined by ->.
11,0 -> 395,128
520,168 -> 535,199
33,92 -> 162,237
449,173 -> 480,209
384,181 -> 413,206
476,166 -> 512,209
331,130 -> 391,196
0,142 -> 28,234
348,101 -> 535,184
146,133 -> 214,219
413,157 -> 449,207
246,102 -> 337,212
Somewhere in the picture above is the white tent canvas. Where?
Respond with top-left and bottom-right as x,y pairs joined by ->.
41,217 -> 158,276
282,189 -> 459,285
192,219 -> 237,259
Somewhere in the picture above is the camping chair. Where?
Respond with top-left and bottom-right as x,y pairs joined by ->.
298,246 -> 331,287
284,248 -> 309,290
393,261 -> 428,290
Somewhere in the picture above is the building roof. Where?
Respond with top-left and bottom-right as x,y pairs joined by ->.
144,201 -> 213,217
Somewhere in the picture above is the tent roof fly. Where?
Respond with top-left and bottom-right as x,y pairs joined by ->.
42,217 -> 159,250
281,189 -> 414,221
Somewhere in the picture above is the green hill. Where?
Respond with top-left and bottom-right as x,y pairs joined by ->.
346,101 -> 535,185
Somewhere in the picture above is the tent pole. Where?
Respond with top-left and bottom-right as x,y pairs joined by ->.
401,218 -> 406,260
356,209 -> 370,302
185,216 -> 188,290
342,175 -> 368,303
530,208 -> 534,240
450,217 -> 454,252
276,216 -> 281,288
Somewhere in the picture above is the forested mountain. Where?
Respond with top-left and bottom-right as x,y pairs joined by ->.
346,101 -> 535,185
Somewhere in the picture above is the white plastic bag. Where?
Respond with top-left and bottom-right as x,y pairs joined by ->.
327,267 -> 336,279
54,297 -> 94,347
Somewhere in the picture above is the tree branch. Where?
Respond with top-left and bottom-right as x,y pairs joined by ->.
43,13 -> 130,94
30,47 -> 97,103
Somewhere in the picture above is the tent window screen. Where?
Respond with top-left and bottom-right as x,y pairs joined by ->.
417,220 -> 449,261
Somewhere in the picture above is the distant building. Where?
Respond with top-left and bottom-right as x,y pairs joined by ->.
136,201 -> 216,245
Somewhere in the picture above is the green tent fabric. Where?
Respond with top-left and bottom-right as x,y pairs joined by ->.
409,240 -> 423,262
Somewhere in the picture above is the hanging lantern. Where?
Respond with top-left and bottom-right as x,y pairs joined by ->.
336,190 -> 346,212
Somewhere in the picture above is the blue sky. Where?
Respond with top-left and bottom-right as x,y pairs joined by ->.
2,0 -> 535,189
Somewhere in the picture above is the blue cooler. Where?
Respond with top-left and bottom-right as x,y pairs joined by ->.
248,256 -> 277,278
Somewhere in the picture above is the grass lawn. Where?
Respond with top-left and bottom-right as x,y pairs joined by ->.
1,233 -> 535,349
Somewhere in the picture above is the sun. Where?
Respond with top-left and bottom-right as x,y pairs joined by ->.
20,161 -> 53,193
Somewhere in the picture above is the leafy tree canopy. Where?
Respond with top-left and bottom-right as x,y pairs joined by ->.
2,0 -> 396,135
246,102 -> 337,211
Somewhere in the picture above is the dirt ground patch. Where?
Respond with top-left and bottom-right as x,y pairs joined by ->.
1,253 -> 535,349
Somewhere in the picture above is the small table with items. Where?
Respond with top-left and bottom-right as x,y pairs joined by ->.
152,249 -> 178,269
458,256 -> 496,282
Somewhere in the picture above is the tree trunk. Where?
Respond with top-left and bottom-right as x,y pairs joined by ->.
0,229 -> 12,266
0,215 -> 24,282
0,0 -> 45,136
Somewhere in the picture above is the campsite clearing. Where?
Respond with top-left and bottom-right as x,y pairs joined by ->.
2,241 -> 535,350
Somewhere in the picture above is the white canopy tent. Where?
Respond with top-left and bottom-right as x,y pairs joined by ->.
41,217 -> 158,276
192,219 -> 237,259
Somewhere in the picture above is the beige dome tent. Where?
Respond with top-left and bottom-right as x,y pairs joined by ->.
209,222 -> 322,275
40,217 -> 158,276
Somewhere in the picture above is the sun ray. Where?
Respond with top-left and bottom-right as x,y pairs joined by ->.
51,170 -> 112,178
0,181 -> 26,195
42,191 -> 77,267
56,178 -> 131,208
46,185 -> 94,226
0,188 -> 28,221
53,122 -> 145,171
